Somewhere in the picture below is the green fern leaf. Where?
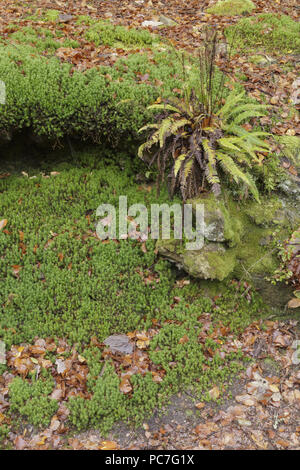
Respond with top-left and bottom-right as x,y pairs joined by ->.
216,152 -> 260,202
174,153 -> 187,177
147,103 -> 181,113
158,118 -> 173,148
217,90 -> 245,118
138,123 -> 159,133
232,110 -> 266,125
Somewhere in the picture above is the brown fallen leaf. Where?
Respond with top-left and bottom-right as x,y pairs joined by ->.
99,440 -> 118,450
0,219 -> 8,231
288,297 -> 300,309
119,378 -> 132,394
15,435 -> 27,450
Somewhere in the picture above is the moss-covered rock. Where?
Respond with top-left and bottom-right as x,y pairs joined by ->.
157,191 -> 300,281
206,0 -> 255,16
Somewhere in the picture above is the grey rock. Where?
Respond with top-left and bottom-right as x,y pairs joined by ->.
158,15 -> 177,27
0,341 -> 6,364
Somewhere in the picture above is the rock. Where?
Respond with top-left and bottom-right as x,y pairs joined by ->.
0,341 -> 5,364
141,20 -> 163,28
291,78 -> 300,106
157,239 -> 235,281
58,14 -> 74,23
158,15 -> 177,27
103,334 -> 133,355
279,177 -> 300,202
157,191 -> 300,282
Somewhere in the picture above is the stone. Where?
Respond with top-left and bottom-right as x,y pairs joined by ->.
250,55 -> 276,66
58,14 -> 74,23
141,20 -> 163,28
103,334 -> 133,355
0,341 -> 5,364
158,16 -> 177,27
291,78 -> 300,106
157,191 -> 300,282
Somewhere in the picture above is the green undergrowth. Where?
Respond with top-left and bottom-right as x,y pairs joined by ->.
0,42 -> 202,144
226,14 -> 300,54
0,149 -> 270,433
0,150 -> 177,346
9,374 -> 58,428
7,26 -> 80,52
206,0 -> 255,16
84,19 -> 159,48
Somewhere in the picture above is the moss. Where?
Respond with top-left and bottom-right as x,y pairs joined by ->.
184,248 -> 236,281
0,42 -> 199,144
206,0 -> 255,16
9,376 -> 58,428
262,356 -> 281,375
43,9 -> 60,22
274,135 -> 300,165
245,198 -> 285,227
84,20 -> 158,48
158,190 -> 295,281
226,14 -> 300,54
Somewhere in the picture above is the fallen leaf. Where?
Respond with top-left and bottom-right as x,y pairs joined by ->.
0,219 -> 8,231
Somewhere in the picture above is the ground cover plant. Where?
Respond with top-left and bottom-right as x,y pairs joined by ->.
0,42 -> 192,144
0,148 -> 269,436
225,14 -> 300,54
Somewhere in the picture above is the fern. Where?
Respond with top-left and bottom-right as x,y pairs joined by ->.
217,152 -> 260,202
174,153 -> 187,177
137,35 -> 275,201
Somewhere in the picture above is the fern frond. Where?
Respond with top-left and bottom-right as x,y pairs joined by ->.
184,158 -> 194,180
138,133 -> 159,158
216,90 -> 245,118
158,118 -> 174,148
203,138 -> 220,185
169,118 -> 190,136
225,103 -> 268,121
138,123 -> 159,133
216,152 -> 260,202
217,137 -> 243,152
232,110 -> 266,125
174,153 -> 187,177
147,103 -> 181,113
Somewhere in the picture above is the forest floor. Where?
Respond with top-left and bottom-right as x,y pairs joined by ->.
0,0 -> 299,450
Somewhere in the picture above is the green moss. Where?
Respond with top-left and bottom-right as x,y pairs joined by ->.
226,14 -> 300,53
68,363 -> 127,433
9,376 -> 58,428
43,9 -> 60,22
0,156 -> 179,347
0,150 -> 273,433
184,248 -> 236,281
0,43 -> 197,143
8,26 -> 79,52
85,20 -> 158,48
245,198 -> 285,227
206,0 -> 255,16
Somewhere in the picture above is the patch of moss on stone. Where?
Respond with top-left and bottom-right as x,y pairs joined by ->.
157,192 -> 297,281
245,198 -> 286,227
206,0 -> 255,16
